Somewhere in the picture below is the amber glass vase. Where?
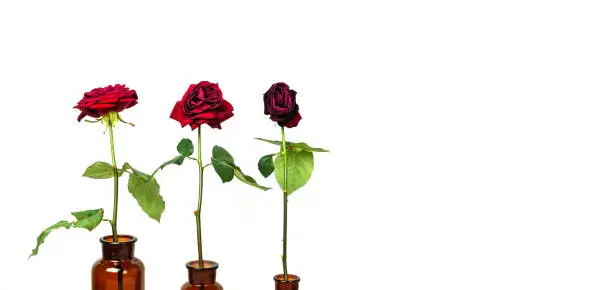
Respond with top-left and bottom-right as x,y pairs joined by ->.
92,235 -> 144,290
274,274 -> 300,290
181,260 -> 223,290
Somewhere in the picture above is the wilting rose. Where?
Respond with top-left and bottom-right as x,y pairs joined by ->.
75,84 -> 138,121
263,82 -> 301,128
170,81 -> 234,129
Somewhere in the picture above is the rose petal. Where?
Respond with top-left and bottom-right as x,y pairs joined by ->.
283,111 -> 301,128
189,122 -> 201,130
170,101 -> 192,128
77,112 -> 88,122
90,103 -> 116,109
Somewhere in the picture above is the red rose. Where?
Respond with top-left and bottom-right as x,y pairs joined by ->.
75,84 -> 138,121
263,82 -> 301,128
170,81 -> 234,130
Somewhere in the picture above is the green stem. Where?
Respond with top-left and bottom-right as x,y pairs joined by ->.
108,123 -> 119,242
195,126 -> 204,268
281,126 -> 289,280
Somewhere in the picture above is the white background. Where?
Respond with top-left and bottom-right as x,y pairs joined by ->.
1,0 -> 611,289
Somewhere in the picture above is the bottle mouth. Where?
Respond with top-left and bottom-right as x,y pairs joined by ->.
186,260 -> 219,270
273,274 -> 300,283
100,235 -> 137,245
186,260 -> 219,285
100,235 -> 137,260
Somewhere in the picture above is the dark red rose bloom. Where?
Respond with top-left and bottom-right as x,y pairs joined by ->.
263,82 -> 301,128
170,81 -> 234,130
75,84 -> 138,121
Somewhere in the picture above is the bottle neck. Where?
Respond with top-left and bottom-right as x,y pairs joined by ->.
186,261 -> 218,285
100,235 -> 136,260
274,274 -> 301,290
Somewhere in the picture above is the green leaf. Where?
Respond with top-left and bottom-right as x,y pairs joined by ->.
211,145 -> 235,183
274,150 -> 314,195
254,137 -> 283,146
290,142 -> 330,153
258,154 -> 275,178
29,220 -> 73,258
124,163 -> 166,220
255,138 -> 329,153
158,156 -> 186,171
212,145 -> 235,163
83,161 -> 121,179
234,167 -> 271,190
177,138 -> 194,157
123,163 -> 151,181
212,159 -> 234,183
128,173 -> 165,222
71,209 -> 104,231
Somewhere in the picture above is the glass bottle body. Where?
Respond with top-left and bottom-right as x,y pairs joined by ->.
92,235 -> 144,290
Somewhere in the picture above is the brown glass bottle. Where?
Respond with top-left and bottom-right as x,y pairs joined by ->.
92,235 -> 144,290
274,274 -> 300,290
181,260 -> 223,290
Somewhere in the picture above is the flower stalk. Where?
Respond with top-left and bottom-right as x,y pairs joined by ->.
280,126 -> 289,280
108,119 -> 119,242
195,126 -> 204,267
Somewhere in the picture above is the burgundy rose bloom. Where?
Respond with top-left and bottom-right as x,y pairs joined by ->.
75,84 -> 138,121
263,82 -> 301,128
170,81 -> 234,130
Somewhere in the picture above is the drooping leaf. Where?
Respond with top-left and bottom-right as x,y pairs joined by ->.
177,138 -> 194,157
157,156 -> 186,172
83,161 -> 121,179
234,167 -> 271,190
211,145 -> 235,183
290,142 -> 329,153
212,158 -> 234,183
29,220 -> 73,258
212,145 -> 235,163
274,150 -> 314,195
71,209 -> 104,231
255,138 -> 329,153
258,154 -> 275,178
123,163 -> 151,181
254,137 -> 283,146
128,173 -> 165,222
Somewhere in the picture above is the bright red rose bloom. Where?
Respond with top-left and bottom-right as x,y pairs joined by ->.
170,81 -> 234,130
263,82 -> 301,128
75,84 -> 138,121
